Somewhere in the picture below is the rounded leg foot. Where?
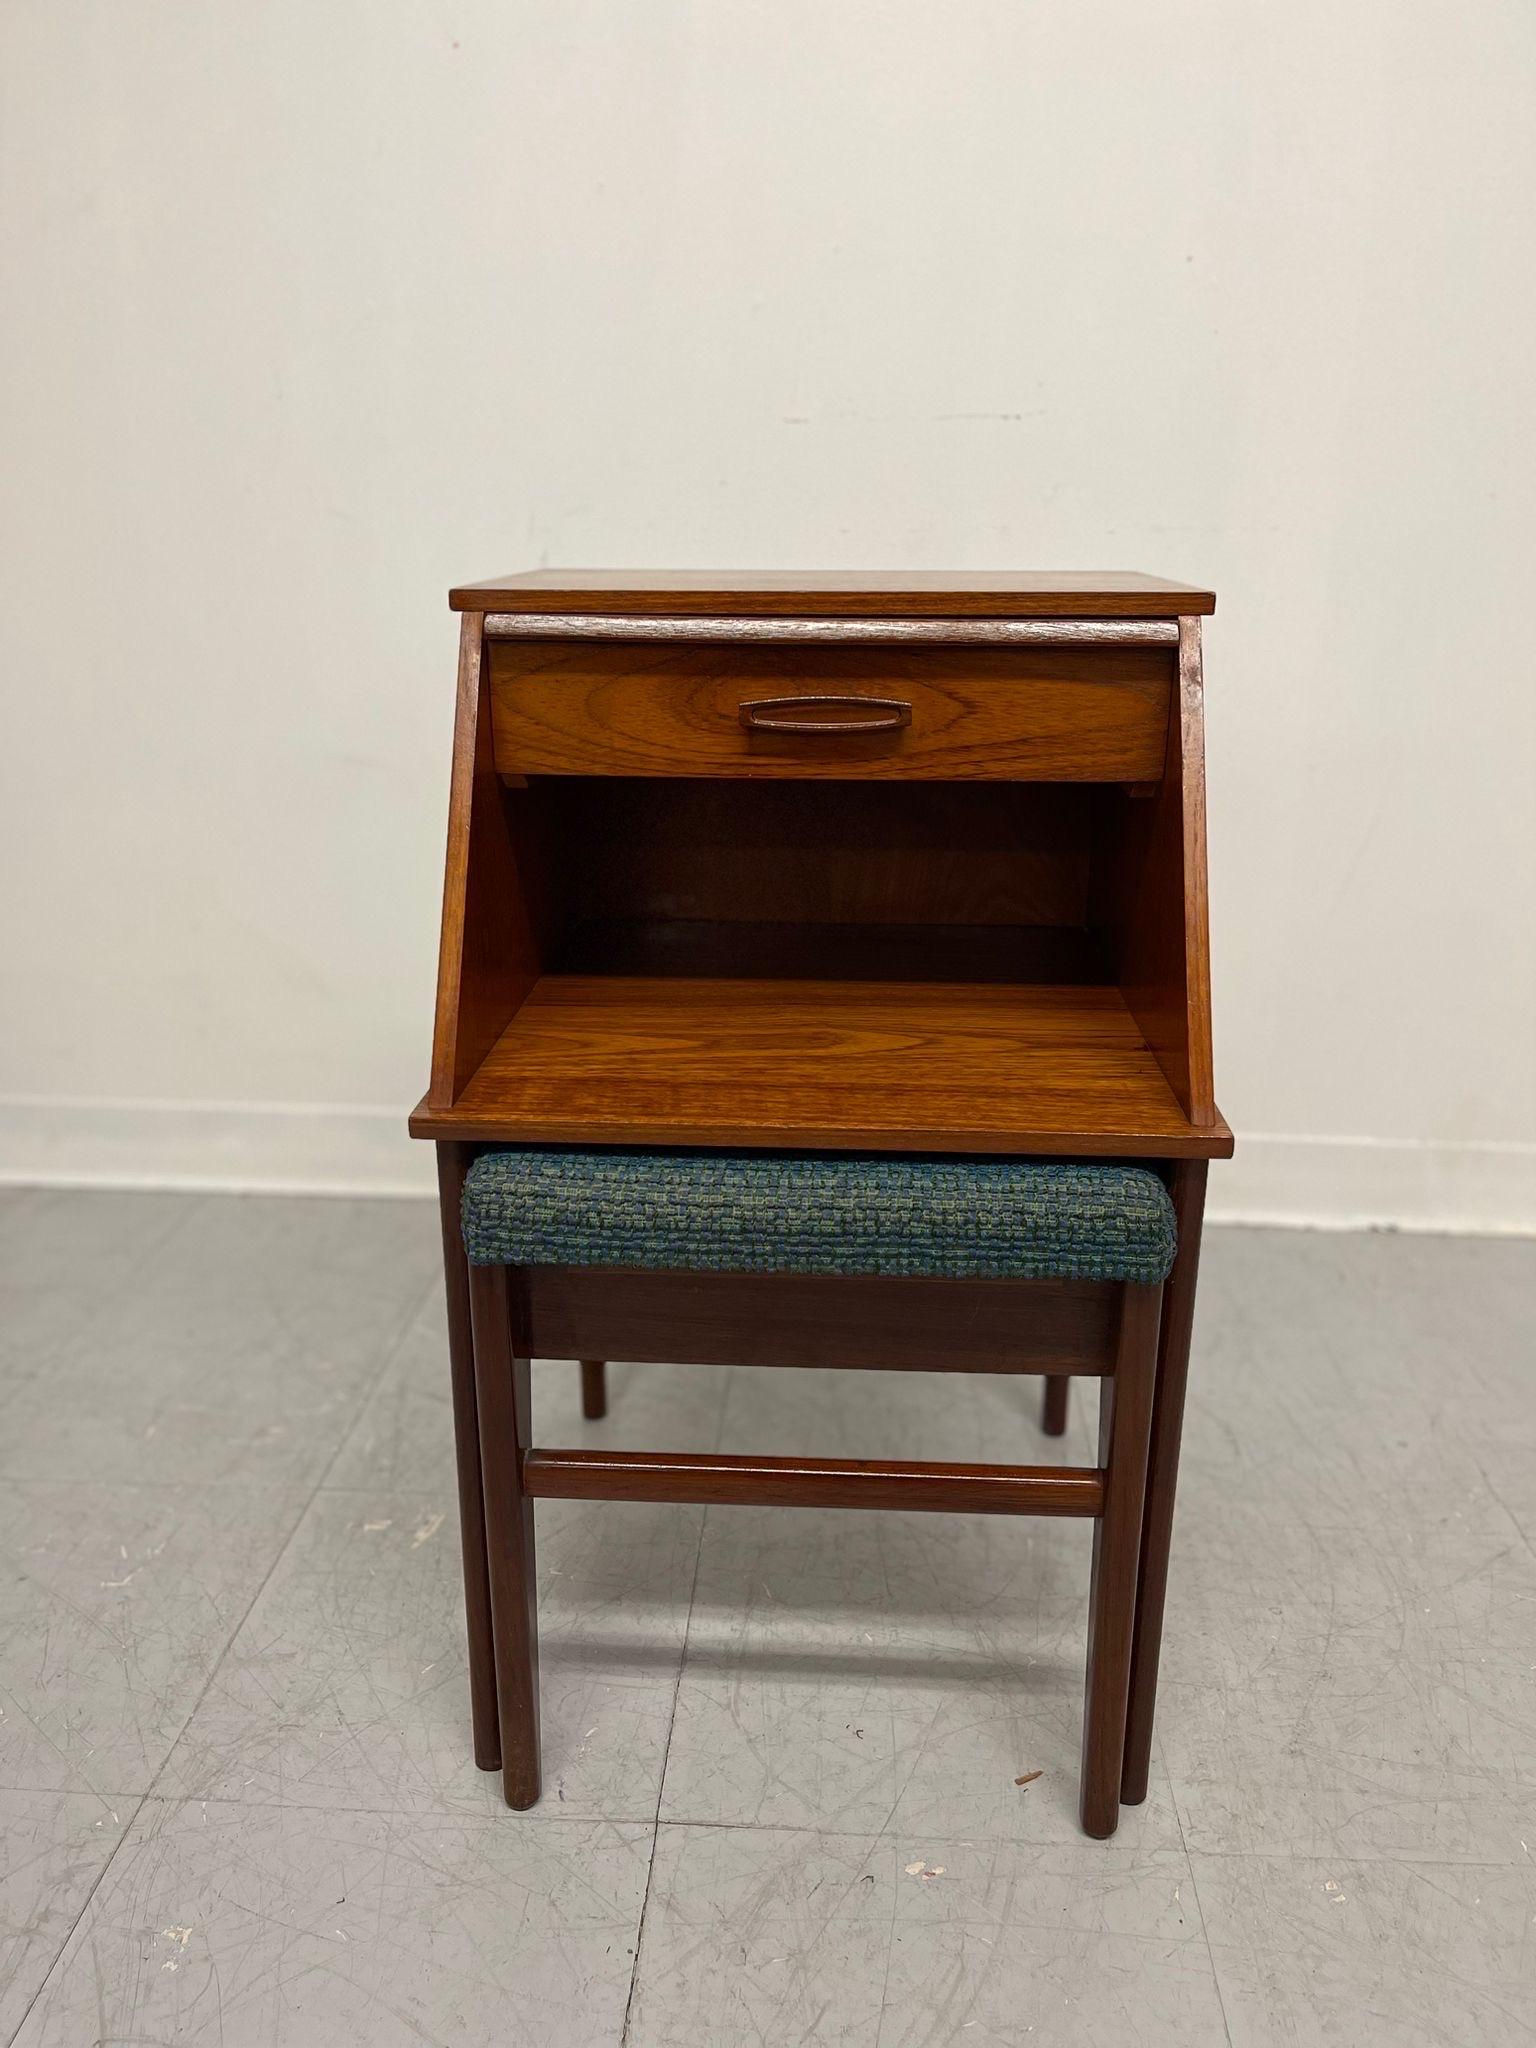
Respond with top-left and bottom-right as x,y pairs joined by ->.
1041,1375 -> 1069,1437
580,1359 -> 608,1420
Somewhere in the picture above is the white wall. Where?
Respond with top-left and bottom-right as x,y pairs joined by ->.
3,2 -> 1533,1230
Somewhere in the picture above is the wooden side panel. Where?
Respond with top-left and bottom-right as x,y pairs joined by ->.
1097,617 -> 1216,1125
1176,619 -> 1217,1122
427,614 -> 543,1107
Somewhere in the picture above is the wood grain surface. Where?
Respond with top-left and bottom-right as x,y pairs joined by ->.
1080,1279 -> 1161,1837
1098,616 -> 1216,1124
433,1141 -> 499,1772
538,777 -> 1095,932
452,568 -> 1216,617
466,1263 -> 541,1808
520,1448 -> 1105,1516
427,616 -> 542,1106
408,974 -> 1233,1156
523,1266 -> 1120,1374
1122,1157 -> 1210,1803
489,640 -> 1171,781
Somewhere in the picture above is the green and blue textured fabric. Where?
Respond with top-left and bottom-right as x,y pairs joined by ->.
461,1149 -> 1176,1284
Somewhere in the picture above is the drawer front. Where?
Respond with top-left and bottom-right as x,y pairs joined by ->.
489,640 -> 1170,780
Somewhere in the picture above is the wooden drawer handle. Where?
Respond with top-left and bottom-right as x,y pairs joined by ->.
739,694 -> 912,735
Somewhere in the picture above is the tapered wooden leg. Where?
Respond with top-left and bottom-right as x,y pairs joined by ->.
468,1262 -> 541,1809
436,1143 -> 499,1773
1121,1160 -> 1208,1804
580,1359 -> 608,1420
1041,1375 -> 1070,1436
1080,1281 -> 1161,1839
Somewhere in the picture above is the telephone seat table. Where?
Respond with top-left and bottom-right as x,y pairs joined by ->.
408,569 -> 1232,1839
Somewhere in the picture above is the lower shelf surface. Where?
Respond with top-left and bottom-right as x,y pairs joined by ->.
410,975 -> 1232,1158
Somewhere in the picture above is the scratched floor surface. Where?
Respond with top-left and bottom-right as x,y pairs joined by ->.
0,1189 -> 1532,2045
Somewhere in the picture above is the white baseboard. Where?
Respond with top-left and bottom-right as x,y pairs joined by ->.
1205,1134 -> 1536,1236
0,1097 -> 436,1198
0,1098 -> 1532,1235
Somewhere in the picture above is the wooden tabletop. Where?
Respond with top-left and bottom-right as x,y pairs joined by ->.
450,569 -> 1216,619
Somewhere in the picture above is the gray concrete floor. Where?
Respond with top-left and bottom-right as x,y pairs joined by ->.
0,1190 -> 1532,2045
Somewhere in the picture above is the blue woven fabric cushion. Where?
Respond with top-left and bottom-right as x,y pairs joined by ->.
461,1150 -> 1176,1285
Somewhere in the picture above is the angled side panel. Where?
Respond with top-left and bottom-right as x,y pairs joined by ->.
1174,617 -> 1216,1124
428,613 -> 541,1108
1099,616 -> 1216,1126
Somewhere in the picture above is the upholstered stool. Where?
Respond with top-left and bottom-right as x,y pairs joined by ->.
463,1147 -> 1177,1837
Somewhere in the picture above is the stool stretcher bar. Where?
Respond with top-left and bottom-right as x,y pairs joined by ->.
521,1447 -> 1105,1516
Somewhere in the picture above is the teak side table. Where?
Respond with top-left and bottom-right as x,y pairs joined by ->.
409,569 -> 1232,1837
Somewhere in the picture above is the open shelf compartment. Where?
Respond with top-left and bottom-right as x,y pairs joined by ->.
414,759 -> 1229,1159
